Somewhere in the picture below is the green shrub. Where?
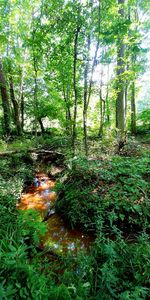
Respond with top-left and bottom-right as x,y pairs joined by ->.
56,156 -> 150,235
90,234 -> 150,299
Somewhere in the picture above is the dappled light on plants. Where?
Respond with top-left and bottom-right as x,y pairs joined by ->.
0,0 -> 150,297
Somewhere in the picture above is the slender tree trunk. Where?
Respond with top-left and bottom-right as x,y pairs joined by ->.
83,0 -> 100,155
130,9 -> 137,136
105,64 -> 110,123
86,0 -> 101,109
116,44 -> 125,131
98,68 -> 104,137
20,78 -> 24,132
83,35 -> 91,156
66,86 -> 72,124
124,75 -> 128,121
63,84 -> 72,134
99,92 -> 103,137
131,81 -> 136,135
116,0 -> 125,132
105,87 -> 109,123
72,25 -> 80,153
38,117 -> 45,134
125,7 -> 130,125
33,53 -> 38,137
99,100 -> 105,136
9,75 -> 22,135
0,61 -> 11,135
32,9 -> 38,137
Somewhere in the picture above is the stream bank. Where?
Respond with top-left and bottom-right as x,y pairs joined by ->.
18,166 -> 93,255
0,144 -> 150,299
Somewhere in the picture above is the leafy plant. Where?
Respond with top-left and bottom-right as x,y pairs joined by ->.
56,155 -> 150,237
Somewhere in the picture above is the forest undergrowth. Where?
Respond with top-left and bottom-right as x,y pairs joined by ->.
0,136 -> 150,300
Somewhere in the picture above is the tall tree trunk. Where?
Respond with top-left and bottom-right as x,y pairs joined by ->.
63,84 -> 72,135
130,9 -> 137,136
83,0 -> 101,155
98,68 -> 104,137
98,91 -> 103,137
33,57 -> 38,136
20,79 -> 24,132
66,86 -> 72,127
32,9 -> 38,137
124,73 -> 128,122
116,0 -> 125,132
131,81 -> 136,135
33,48 -> 38,137
72,25 -> 80,153
99,99 -> 105,137
86,0 -> 101,110
83,35 -> 91,156
38,117 -> 45,134
0,61 -> 11,135
125,7 -> 130,125
106,64 -> 110,123
9,75 -> 22,135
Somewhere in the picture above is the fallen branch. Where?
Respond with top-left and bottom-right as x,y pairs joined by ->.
0,148 -> 64,157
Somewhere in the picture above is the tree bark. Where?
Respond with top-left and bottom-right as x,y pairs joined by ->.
130,8 -> 137,136
83,0 -> 101,155
20,81 -> 24,132
72,25 -> 80,153
131,81 -> 136,135
38,117 -> 45,134
125,7 -> 130,125
83,35 -> 91,156
86,0 -> 101,109
0,61 -> 11,135
124,73 -> 128,121
63,84 -> 72,134
116,0 -> 125,132
98,68 -> 104,137
32,9 -> 38,137
33,52 -> 38,137
9,75 -> 22,135
105,64 -> 110,123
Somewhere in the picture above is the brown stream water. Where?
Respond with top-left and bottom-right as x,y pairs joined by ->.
18,172 -> 93,254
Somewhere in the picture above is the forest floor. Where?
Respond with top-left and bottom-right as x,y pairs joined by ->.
0,134 -> 150,300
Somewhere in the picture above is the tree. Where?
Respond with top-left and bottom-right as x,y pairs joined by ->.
116,0 -> 125,133
83,0 -> 101,155
0,0 -> 149,141
9,74 -> 22,135
72,24 -> 81,153
0,61 -> 11,135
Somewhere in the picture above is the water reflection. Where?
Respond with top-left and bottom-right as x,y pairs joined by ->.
18,172 -> 93,253
43,214 -> 93,254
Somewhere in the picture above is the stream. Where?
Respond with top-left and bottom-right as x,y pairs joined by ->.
18,171 -> 93,254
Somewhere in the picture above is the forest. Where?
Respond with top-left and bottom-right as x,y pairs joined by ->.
0,0 -> 150,299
